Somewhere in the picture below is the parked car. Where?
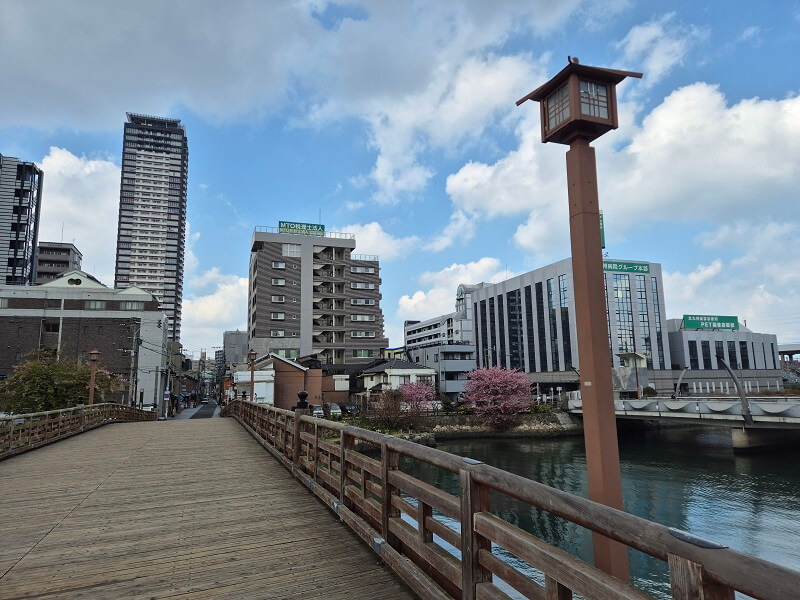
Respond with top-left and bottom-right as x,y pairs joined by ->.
340,403 -> 359,416
324,403 -> 342,419
310,404 -> 325,418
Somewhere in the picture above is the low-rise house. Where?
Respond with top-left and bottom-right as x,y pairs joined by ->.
355,358 -> 436,404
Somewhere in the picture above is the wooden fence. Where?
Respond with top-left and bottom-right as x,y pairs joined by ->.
221,400 -> 800,600
1,404 -> 156,460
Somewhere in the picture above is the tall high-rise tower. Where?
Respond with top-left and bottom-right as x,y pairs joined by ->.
0,153 -> 43,285
114,113 -> 188,341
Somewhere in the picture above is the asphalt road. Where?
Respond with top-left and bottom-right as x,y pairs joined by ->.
190,399 -> 218,418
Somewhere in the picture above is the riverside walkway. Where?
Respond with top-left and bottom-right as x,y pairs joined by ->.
0,418 -> 411,599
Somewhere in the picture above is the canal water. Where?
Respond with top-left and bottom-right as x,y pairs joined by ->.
401,427 -> 800,598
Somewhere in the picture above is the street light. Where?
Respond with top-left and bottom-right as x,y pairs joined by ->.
88,349 -> 100,406
517,57 -> 641,581
248,349 -> 257,403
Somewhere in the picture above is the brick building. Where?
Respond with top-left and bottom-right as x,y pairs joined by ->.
0,270 -> 168,406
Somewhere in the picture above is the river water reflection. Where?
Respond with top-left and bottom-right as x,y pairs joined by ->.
401,427 -> 800,598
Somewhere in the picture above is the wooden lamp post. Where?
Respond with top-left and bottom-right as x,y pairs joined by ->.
248,349 -> 257,403
87,349 -> 100,406
517,57 -> 642,581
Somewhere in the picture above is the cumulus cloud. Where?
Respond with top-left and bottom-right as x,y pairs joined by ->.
663,220 -> 800,341
338,222 -> 420,261
614,13 -> 708,87
424,210 -> 477,252
181,270 -> 249,353
396,257 -> 509,321
0,2 -> 567,203
36,147 -> 120,286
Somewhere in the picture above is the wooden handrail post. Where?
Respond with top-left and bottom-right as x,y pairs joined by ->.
380,436 -> 400,547
340,429 -> 353,506
668,554 -> 734,600
293,409 -> 307,465
313,421 -> 320,482
460,461 -> 491,600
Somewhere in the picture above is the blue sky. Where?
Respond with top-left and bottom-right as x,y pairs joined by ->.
2,1 -> 800,356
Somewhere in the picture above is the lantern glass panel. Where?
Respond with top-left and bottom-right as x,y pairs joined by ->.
546,83 -> 570,130
580,80 -> 609,118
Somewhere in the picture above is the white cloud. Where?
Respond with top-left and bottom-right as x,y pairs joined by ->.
663,221 -> 800,342
37,147 -> 120,286
0,2 -> 582,204
602,83 -> 800,227
396,257 -> 508,321
614,13 -> 708,87
424,210 -> 476,252
181,270 -> 249,354
338,222 -> 420,261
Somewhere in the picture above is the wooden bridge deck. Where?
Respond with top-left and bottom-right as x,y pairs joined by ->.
0,419 -> 412,599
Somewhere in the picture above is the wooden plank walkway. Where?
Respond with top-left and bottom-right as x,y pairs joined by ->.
0,419 -> 413,599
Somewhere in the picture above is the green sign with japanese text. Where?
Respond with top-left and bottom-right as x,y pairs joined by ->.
683,315 -> 739,331
602,260 -> 650,273
278,221 -> 325,235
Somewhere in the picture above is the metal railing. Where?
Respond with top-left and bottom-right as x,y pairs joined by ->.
221,400 -> 800,600
1,404 -> 156,461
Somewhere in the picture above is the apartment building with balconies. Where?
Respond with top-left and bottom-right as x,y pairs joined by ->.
248,223 -> 388,364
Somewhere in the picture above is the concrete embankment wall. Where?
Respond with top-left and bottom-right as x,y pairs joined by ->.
420,412 -> 583,442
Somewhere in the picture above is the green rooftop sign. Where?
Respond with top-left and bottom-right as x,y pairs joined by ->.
683,315 -> 739,331
278,221 -> 325,236
602,260 -> 650,273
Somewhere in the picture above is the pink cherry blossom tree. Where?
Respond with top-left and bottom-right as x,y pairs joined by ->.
461,366 -> 532,429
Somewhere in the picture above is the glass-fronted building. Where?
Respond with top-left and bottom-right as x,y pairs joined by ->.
472,257 -> 672,394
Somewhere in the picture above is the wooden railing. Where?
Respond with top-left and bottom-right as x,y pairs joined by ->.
222,400 -> 800,600
1,404 -> 156,460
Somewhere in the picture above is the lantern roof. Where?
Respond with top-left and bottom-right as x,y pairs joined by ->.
516,57 -> 642,106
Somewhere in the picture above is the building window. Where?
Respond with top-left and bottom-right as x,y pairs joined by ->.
271,312 -> 285,320
42,321 -> 59,333
506,289 -> 524,371
715,341 -> 724,367
0,298 -> 7,308
547,279 -> 560,371
351,298 -> 376,305
651,278 -> 666,369
634,275 -> 652,369
688,340 -> 699,370
281,243 -> 301,257
398,375 -> 411,384
701,341 -> 712,370
740,341 -> 750,370
351,282 -> 375,290
271,295 -> 285,303
272,261 -> 286,269
271,278 -> 285,286
351,266 -> 375,274
497,294 -> 507,368
271,330 -> 285,337
121,301 -> 144,311
727,341 -> 739,370
353,349 -> 374,358
559,274 -> 573,369
351,314 -> 375,322
351,331 -> 376,338
84,300 -> 106,310
275,349 -> 299,359
535,282 -> 548,372
613,274 -> 634,363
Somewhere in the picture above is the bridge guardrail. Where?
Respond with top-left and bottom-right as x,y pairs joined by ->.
0,404 -> 156,461
222,400 -> 800,600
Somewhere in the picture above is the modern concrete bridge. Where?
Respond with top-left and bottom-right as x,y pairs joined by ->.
567,396 -> 800,448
